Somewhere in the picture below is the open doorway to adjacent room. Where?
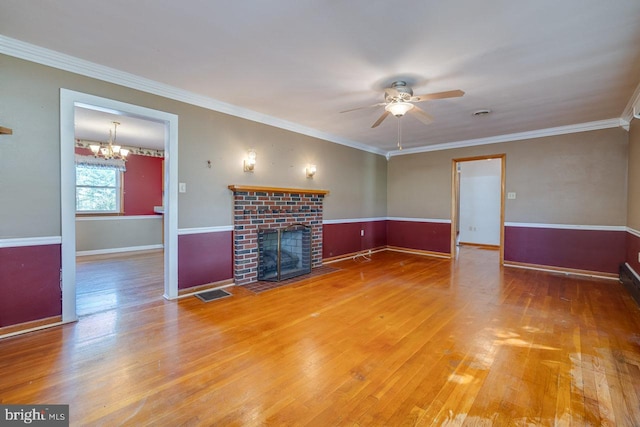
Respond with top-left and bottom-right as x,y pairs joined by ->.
74,107 -> 166,317
60,89 -> 179,325
451,154 -> 505,264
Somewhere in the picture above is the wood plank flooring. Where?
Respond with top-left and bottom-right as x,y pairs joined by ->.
2,247 -> 640,425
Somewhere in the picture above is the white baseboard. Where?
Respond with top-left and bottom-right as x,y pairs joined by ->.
76,244 -> 163,257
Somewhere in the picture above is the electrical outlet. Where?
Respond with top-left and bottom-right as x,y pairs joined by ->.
638,252 -> 640,263
507,192 -> 516,199
360,229 -> 365,237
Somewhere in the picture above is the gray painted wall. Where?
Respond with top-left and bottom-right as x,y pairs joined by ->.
388,128 -> 628,226
0,54 -> 387,240
76,217 -> 162,252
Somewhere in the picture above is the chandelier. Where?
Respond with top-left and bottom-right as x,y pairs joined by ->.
89,121 -> 130,160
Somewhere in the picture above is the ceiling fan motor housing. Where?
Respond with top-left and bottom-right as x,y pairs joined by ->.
386,81 -> 414,102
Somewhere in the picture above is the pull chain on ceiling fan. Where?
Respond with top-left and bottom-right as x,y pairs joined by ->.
397,116 -> 403,150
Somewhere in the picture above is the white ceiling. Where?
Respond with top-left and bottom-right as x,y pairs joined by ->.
74,107 -> 166,150
2,1 -> 640,154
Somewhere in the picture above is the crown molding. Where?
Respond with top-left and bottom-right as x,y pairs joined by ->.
1,35 -> 634,159
621,80 -> 640,123
0,35 -> 385,157
387,118 -> 626,157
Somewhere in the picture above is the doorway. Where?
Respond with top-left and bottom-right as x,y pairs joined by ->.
74,107 -> 166,316
60,89 -> 179,324
451,154 -> 505,263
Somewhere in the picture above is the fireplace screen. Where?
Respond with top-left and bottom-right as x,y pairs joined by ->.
257,224 -> 312,281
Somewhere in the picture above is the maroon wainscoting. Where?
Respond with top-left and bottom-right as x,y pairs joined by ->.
627,231 -> 640,274
504,226 -> 625,274
178,231 -> 233,289
386,220 -> 451,254
322,220 -> 387,259
0,244 -> 62,327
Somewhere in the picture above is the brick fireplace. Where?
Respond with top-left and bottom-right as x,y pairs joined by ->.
228,185 -> 329,285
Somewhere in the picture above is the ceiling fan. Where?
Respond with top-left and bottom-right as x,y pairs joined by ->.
341,81 -> 464,128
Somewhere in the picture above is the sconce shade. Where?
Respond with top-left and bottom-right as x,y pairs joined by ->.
244,149 -> 256,172
306,164 -> 317,178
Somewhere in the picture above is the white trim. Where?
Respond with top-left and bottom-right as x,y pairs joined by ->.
504,222 -> 626,231
625,262 -> 640,283
322,217 -> 453,224
322,217 -> 387,225
178,226 -> 234,235
0,321 -> 66,340
0,35 -> 384,157
627,227 -> 640,239
76,244 -> 163,257
2,35 -> 633,158
388,118 -> 625,157
504,262 -> 618,281
0,236 -> 62,248
60,89 -> 180,323
387,217 -> 452,224
622,80 -> 640,122
75,215 -> 162,221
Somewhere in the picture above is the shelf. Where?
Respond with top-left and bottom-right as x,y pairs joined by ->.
0,126 -> 13,135
228,185 -> 329,195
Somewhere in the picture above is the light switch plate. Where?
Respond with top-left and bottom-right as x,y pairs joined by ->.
179,182 -> 186,193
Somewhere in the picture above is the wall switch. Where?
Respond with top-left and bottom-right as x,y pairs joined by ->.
179,182 -> 186,193
507,192 -> 516,199
360,229 -> 365,237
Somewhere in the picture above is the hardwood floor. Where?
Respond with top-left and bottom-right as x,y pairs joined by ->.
75,250 -> 164,317
2,247 -> 640,425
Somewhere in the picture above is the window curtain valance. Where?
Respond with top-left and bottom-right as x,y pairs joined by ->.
75,154 -> 126,172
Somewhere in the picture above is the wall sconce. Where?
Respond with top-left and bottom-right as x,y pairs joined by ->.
306,164 -> 317,179
244,149 -> 256,172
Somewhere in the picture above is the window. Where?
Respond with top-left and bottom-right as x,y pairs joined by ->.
76,165 -> 122,213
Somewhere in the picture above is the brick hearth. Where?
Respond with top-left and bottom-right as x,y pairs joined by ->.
228,185 -> 329,285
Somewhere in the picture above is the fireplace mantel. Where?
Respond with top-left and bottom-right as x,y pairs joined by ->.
228,185 -> 329,195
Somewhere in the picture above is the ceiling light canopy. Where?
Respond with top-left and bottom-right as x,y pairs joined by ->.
385,102 -> 414,117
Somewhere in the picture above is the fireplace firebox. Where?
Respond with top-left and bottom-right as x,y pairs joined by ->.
258,224 -> 311,281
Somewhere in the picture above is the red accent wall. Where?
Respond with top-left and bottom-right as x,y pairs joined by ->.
626,231 -> 640,274
0,244 -> 61,327
122,154 -> 163,215
386,220 -> 451,254
75,148 -> 163,215
323,220 -> 387,258
505,226 -> 625,274
178,231 -> 233,289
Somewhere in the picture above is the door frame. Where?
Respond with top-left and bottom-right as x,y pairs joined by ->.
450,154 -> 506,263
60,89 -> 179,323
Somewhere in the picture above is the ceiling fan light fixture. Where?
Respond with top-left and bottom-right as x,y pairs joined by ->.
385,102 -> 414,117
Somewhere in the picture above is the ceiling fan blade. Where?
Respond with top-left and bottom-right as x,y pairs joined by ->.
340,102 -> 386,113
408,106 -> 434,125
371,110 -> 390,128
411,89 -> 465,102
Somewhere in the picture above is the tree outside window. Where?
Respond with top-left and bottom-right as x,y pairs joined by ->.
76,165 -> 122,213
